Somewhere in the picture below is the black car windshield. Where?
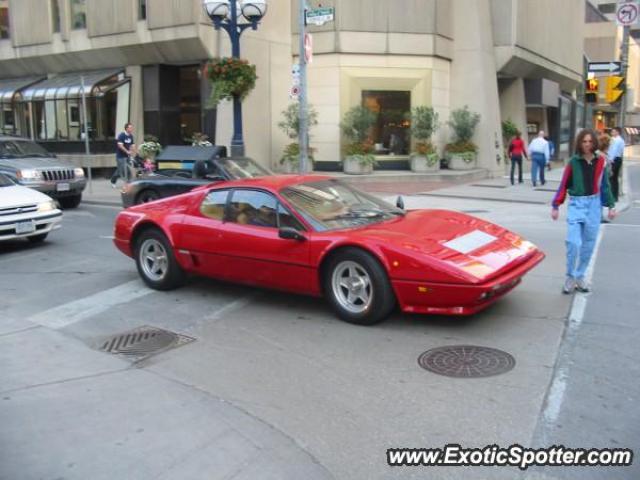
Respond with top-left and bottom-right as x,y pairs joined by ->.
0,140 -> 51,158
216,157 -> 271,179
0,173 -> 14,187
281,179 -> 404,231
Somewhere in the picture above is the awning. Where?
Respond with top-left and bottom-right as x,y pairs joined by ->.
20,68 -> 125,102
0,76 -> 46,103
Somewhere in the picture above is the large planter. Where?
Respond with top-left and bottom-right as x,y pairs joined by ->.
280,159 -> 313,174
343,155 -> 374,175
410,153 -> 440,172
446,152 -> 477,170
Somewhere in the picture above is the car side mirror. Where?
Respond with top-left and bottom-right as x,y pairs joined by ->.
396,195 -> 405,210
278,227 -> 306,241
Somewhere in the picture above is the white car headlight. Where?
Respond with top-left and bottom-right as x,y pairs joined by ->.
37,200 -> 57,212
19,169 -> 43,181
74,167 -> 85,177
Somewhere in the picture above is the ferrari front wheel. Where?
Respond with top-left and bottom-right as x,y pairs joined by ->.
135,229 -> 186,290
324,248 -> 395,325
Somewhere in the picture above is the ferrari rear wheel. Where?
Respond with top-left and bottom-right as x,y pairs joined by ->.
324,248 -> 395,325
135,229 -> 185,290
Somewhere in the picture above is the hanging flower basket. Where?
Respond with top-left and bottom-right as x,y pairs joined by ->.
205,57 -> 257,106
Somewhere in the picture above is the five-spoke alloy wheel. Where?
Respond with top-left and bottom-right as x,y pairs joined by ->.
135,229 -> 186,290
323,248 -> 395,325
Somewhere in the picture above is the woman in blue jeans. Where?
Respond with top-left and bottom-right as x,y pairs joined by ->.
551,129 -> 616,294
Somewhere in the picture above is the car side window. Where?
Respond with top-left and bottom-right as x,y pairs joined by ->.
277,203 -> 305,231
200,189 -> 229,220
228,190 -> 277,228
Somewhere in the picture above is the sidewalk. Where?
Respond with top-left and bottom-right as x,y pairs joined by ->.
81,145 -> 639,209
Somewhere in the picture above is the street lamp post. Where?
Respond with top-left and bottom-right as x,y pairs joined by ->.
202,0 -> 267,156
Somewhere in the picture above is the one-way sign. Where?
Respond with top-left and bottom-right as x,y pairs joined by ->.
588,61 -> 622,74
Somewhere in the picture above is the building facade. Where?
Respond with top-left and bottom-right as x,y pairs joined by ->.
584,0 -> 640,138
0,0 -> 587,172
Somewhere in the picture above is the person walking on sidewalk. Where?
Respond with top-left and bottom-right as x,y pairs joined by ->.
529,131 -> 550,187
608,127 -> 625,202
508,130 -> 528,185
110,123 -> 136,188
551,129 -> 616,294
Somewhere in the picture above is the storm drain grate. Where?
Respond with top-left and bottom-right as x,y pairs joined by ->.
418,345 -> 515,378
96,326 -> 195,362
462,209 -> 489,214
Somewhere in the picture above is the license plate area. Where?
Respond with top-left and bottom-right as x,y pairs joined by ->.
57,183 -> 70,192
16,221 -> 36,234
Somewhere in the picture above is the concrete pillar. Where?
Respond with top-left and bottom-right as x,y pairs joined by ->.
450,0 -> 503,174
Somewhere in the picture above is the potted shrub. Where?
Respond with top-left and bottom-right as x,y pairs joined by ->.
445,106 -> 480,170
205,57 -> 257,106
340,106 -> 377,174
138,135 -> 162,172
191,132 -> 213,147
408,106 -> 440,172
278,103 -> 318,173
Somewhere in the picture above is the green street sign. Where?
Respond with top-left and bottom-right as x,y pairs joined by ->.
306,7 -> 334,25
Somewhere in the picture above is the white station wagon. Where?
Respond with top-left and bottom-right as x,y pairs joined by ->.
0,173 -> 62,243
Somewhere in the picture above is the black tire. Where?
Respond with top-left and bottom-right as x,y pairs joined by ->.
27,233 -> 48,243
134,229 -> 186,290
60,194 -> 82,209
135,189 -> 160,205
322,248 -> 396,325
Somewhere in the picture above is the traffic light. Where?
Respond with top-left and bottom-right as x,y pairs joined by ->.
585,78 -> 599,103
605,76 -> 624,104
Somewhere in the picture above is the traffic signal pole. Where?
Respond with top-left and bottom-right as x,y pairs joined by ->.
619,25 -> 630,131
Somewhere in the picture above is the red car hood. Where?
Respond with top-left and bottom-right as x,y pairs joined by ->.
351,209 -> 540,283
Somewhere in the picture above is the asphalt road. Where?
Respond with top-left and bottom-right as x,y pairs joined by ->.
0,171 -> 637,479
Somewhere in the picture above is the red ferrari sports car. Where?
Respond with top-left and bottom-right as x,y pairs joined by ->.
113,175 -> 544,325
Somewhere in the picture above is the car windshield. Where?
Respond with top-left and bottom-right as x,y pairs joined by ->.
0,173 -> 14,187
216,157 -> 271,179
281,179 -> 404,231
0,140 -> 51,158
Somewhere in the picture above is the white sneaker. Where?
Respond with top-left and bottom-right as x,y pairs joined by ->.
562,277 -> 575,294
575,278 -> 590,293
110,181 -> 117,189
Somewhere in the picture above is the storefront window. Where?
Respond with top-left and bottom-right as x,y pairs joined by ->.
51,0 -> 61,33
362,90 -> 411,155
0,0 -> 9,39
1,104 -> 15,133
70,0 -> 86,29
559,96 -> 574,153
139,0 -> 146,20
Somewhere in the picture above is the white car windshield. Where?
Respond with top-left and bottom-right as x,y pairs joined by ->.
281,179 -> 404,231
0,173 -> 14,187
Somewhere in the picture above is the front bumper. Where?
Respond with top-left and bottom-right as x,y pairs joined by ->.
20,178 -> 87,198
0,210 -> 63,241
392,251 -> 545,316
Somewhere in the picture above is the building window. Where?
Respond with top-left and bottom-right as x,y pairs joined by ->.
361,90 -> 411,155
597,3 -> 616,14
0,0 -> 9,40
70,0 -> 86,30
139,0 -> 147,20
51,0 -> 61,33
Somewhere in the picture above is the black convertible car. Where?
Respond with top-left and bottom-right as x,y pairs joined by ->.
120,155 -> 272,207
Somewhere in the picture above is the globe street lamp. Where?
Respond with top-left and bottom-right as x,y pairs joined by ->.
202,0 -> 268,156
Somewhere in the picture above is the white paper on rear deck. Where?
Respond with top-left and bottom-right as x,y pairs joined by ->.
443,230 -> 498,254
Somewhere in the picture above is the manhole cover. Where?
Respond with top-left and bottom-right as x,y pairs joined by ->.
418,345 -> 515,378
96,326 -> 195,362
